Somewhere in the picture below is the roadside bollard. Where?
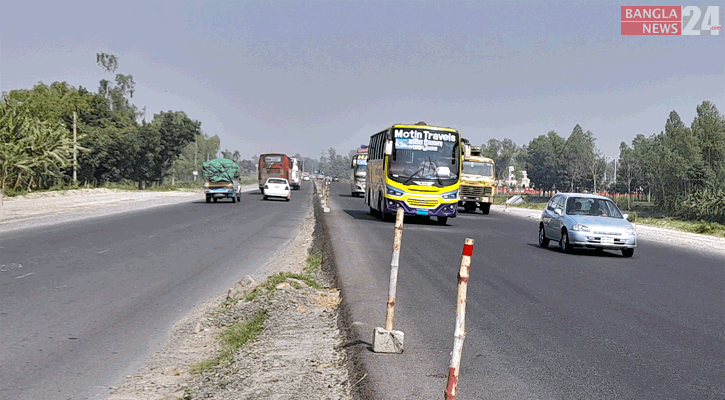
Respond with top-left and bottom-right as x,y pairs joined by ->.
323,181 -> 330,212
445,238 -> 474,400
0,189 -> 4,220
372,207 -> 405,353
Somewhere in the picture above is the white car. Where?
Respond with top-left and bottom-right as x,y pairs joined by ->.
263,178 -> 291,201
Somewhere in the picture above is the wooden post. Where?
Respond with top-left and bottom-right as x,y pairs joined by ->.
385,207 -> 404,330
445,238 -> 474,400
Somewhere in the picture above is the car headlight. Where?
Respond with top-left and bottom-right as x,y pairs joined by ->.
572,224 -> 590,232
625,228 -> 636,235
442,191 -> 458,200
386,186 -> 404,196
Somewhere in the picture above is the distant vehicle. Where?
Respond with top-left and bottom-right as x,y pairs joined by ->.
459,139 -> 495,214
366,122 -> 461,225
202,158 -> 242,203
258,154 -> 290,193
263,178 -> 291,201
302,175 -> 310,181
289,158 -> 302,190
539,193 -> 637,257
350,145 -> 368,197
332,176 -> 340,182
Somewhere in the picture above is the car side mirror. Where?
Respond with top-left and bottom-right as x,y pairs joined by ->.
384,140 -> 393,156
622,213 -> 629,221
554,209 -> 562,216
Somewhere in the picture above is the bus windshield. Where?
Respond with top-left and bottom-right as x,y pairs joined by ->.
388,130 -> 459,185
354,162 -> 367,178
462,161 -> 494,177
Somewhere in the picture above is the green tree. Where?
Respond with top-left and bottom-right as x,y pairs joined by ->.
524,131 -> 566,191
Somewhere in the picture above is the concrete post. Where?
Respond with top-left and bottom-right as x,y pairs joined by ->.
0,189 -> 4,220
372,207 -> 405,353
445,238 -> 474,400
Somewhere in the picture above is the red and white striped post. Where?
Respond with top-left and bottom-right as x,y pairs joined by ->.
445,238 -> 474,400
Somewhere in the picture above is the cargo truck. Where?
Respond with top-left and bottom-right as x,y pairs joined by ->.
459,139 -> 495,214
203,158 -> 242,203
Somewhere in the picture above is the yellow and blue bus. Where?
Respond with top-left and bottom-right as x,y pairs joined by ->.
365,122 -> 462,225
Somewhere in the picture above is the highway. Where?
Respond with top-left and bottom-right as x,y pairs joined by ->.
324,182 -> 725,400
0,185 -> 312,400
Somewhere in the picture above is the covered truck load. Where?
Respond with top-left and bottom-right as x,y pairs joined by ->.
203,158 -> 242,203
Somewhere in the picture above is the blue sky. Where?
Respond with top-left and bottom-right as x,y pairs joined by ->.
1,0 -> 723,161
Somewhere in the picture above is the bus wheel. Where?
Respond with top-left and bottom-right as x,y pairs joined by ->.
437,216 -> 448,225
480,203 -> 491,215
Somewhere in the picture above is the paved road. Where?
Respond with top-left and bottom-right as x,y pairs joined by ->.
324,182 -> 725,400
0,184 -> 311,400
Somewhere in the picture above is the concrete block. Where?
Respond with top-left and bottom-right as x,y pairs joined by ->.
323,207 -> 330,213
372,326 -> 404,353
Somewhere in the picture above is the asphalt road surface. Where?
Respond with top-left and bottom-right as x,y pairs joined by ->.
325,182 -> 725,400
0,184 -> 311,400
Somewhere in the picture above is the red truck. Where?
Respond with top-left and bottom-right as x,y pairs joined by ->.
258,153 -> 291,192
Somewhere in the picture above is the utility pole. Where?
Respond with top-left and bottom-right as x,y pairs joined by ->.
73,111 -> 77,185
614,158 -> 617,185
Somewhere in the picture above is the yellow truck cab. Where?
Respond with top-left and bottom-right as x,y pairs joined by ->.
459,140 -> 495,214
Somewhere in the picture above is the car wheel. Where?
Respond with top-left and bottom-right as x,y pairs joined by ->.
559,229 -> 571,253
480,203 -> 491,215
622,248 -> 634,258
538,225 -> 550,248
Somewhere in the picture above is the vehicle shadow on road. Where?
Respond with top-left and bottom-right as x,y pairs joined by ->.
343,210 -> 448,226
343,209 -> 378,221
527,243 -> 624,257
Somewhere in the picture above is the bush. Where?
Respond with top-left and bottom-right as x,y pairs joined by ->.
626,211 -> 637,222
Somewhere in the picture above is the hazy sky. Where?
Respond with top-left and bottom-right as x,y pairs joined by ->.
1,0 -> 723,161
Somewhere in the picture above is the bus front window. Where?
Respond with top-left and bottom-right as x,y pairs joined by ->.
389,143 -> 459,184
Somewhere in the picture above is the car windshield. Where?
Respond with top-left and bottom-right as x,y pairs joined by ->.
462,161 -> 494,177
388,129 -> 459,186
565,197 -> 623,218
268,179 -> 286,184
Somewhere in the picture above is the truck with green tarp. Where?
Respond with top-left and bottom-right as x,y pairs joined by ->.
202,158 -> 242,203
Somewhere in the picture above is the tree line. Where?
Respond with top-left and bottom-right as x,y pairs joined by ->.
0,54 -> 216,192
478,100 -> 724,222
